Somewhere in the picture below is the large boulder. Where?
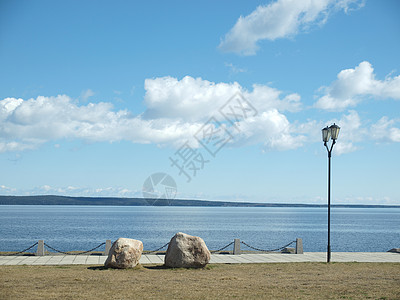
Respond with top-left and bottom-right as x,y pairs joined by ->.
104,238 -> 143,269
164,232 -> 211,268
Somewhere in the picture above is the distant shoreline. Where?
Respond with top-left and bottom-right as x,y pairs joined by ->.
0,195 -> 399,208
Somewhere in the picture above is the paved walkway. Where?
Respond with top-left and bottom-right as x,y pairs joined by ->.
1,252 -> 399,265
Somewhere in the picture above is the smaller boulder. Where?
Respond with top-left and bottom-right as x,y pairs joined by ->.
165,232 -> 211,268
104,238 -> 143,269
388,248 -> 400,253
281,247 -> 295,254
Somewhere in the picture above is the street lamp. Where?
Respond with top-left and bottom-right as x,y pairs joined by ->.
322,123 -> 340,263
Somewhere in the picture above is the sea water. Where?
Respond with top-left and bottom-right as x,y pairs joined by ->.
0,205 -> 399,252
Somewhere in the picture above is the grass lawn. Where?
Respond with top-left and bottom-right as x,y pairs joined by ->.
1,262 -> 399,299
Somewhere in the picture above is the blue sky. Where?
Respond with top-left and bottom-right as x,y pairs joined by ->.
1,0 -> 399,204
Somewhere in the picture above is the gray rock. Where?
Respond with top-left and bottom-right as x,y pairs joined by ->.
164,232 -> 211,268
281,247 -> 295,254
104,238 -> 143,269
388,248 -> 400,253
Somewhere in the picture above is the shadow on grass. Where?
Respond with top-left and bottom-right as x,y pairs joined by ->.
144,264 -> 217,271
87,264 -> 168,271
144,265 -> 169,270
88,264 -> 151,271
87,266 -> 109,271
88,264 -> 215,271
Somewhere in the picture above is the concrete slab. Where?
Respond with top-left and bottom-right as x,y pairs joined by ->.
209,255 -> 228,263
239,254 -> 273,263
146,255 -> 164,264
139,255 -> 151,264
2,257 -> 29,265
213,255 -> 243,264
0,252 -> 399,265
86,257 -> 102,265
71,256 -> 89,265
59,256 -> 76,263
30,256 -> 53,265
99,257 -> 107,264
158,255 -> 165,261
302,253 -> 326,262
227,255 -> 256,264
16,257 -> 41,265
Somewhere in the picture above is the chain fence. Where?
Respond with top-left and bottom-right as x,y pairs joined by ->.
144,242 -> 170,254
210,241 -> 234,253
240,240 -> 296,252
43,242 -> 106,255
0,240 -> 297,256
0,242 -> 38,256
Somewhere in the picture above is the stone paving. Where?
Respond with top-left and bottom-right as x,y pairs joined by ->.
1,252 -> 399,265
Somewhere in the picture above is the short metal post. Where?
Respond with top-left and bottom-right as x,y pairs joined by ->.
104,240 -> 112,256
233,239 -> 241,255
295,238 -> 303,254
36,240 -> 45,256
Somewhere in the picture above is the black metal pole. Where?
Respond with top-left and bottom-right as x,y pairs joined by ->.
327,150 -> 331,263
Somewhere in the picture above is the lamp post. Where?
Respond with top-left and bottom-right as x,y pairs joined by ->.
322,123 -> 340,263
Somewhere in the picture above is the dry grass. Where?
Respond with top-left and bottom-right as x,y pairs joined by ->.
1,263 -> 399,299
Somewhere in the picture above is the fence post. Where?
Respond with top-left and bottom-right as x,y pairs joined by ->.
233,238 -> 241,255
104,240 -> 112,256
36,240 -> 45,256
295,238 -> 303,254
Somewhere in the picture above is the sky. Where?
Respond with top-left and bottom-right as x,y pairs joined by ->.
0,0 -> 399,204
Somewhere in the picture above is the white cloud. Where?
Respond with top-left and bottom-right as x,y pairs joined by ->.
337,195 -> 397,205
219,0 -> 364,55
143,76 -> 301,122
0,184 -> 17,193
21,185 -> 142,198
323,111 -> 400,155
3,182 -> 138,198
315,61 -> 400,111
225,62 -> 247,74
80,89 -> 95,102
0,141 -> 40,153
0,76 -> 305,153
371,117 -> 400,143
142,76 -> 304,150
0,95 -> 201,152
322,110 -> 363,155
3,74 -> 396,155
143,76 -> 242,121
234,110 -> 306,150
245,84 -> 301,113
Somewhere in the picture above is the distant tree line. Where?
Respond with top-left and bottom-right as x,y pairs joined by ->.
0,195 -> 398,208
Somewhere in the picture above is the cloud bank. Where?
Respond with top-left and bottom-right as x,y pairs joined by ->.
0,77 -> 304,153
324,110 -> 400,155
1,65 -> 399,155
315,61 -> 400,111
219,0 -> 364,55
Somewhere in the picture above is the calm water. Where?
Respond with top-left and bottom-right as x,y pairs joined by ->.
0,205 -> 399,252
